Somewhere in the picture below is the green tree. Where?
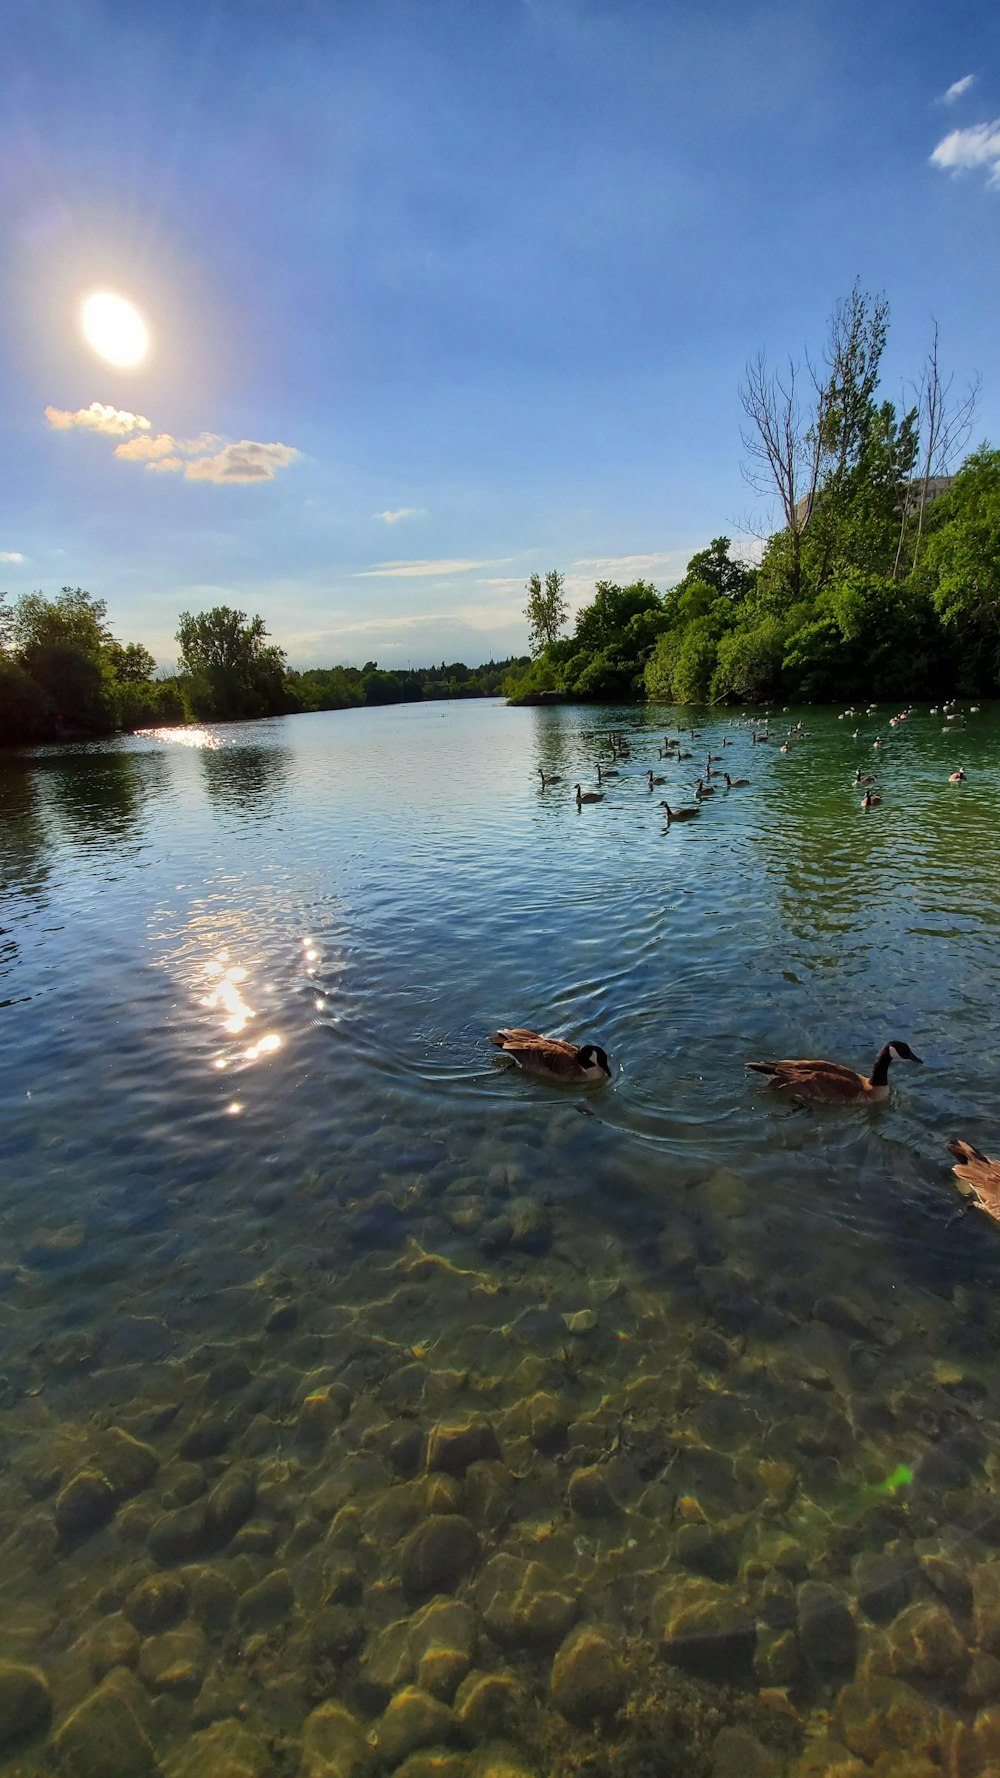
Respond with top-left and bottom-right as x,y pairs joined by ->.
922,447 -> 1000,684
679,537 -> 754,601
12,586 -> 114,658
524,570 -> 569,655
175,607 -> 293,721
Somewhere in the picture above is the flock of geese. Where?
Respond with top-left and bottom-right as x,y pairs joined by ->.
498,703 -> 997,1225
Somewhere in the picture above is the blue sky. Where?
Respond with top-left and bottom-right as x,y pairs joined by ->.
2,0 -> 998,668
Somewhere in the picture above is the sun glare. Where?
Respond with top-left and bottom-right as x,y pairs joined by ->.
81,291 -> 150,369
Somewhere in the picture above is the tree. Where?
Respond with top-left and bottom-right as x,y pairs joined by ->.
573,581 -> 662,653
901,321 -> 981,574
922,448 -> 1000,684
108,640 -> 157,683
524,570 -> 568,654
740,351 -> 820,600
175,607 -> 292,721
13,587 -> 114,659
679,537 -> 754,601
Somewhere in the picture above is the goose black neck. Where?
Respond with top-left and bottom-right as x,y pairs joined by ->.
870,1043 -> 893,1086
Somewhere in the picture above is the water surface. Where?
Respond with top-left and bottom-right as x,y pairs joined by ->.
2,699 -> 999,1776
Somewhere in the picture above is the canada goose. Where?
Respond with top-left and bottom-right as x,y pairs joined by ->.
722,738 -> 733,746
707,753 -> 723,763
596,764 -> 619,783
948,769 -> 966,783
695,779 -> 715,798
538,769 -> 562,787
676,747 -> 692,760
660,801 -> 700,823
747,1040 -> 923,1104
873,738 -> 882,749
489,1028 -> 611,1085
779,743 -> 790,753
575,784 -> 604,804
861,789 -> 882,810
647,770 -> 666,786
947,1139 -> 1000,1225
723,773 -> 749,787
854,770 -> 875,785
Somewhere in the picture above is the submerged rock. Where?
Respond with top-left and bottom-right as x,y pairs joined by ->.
136,1625 -> 208,1695
410,1599 -> 477,1701
168,1719 -> 270,1778
426,1416 -> 500,1476
50,1670 -> 162,1778
883,1599 -> 968,1684
123,1574 -> 188,1634
55,1469 -> 116,1544
453,1669 -> 521,1738
401,1515 -> 479,1599
300,1700 -> 374,1778
238,1568 -> 295,1628
0,1661 -> 52,1747
797,1581 -> 858,1678
86,1614 -> 141,1679
147,1504 -> 210,1566
475,1554 -> 578,1650
711,1726 -> 781,1778
566,1465 -> 615,1519
207,1468 -> 257,1544
659,1581 -> 756,1688
851,1550 -> 914,1623
376,1686 -> 454,1766
837,1676 -> 941,1765
549,1623 -> 624,1724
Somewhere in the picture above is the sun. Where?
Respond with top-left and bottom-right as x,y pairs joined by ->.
81,292 -> 150,369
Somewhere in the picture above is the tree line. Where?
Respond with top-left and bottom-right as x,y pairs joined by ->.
506,286 -> 998,706
0,589 -> 528,747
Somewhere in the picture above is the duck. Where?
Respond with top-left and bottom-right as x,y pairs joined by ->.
575,784 -> 604,804
948,769 -> 966,783
660,801 -> 700,823
723,772 -> 749,787
489,1027 -> 611,1085
538,769 -> 562,787
647,770 -> 666,786
861,789 -> 882,810
695,779 -> 715,798
947,1139 -> 1000,1224
746,1040 -> 923,1104
854,770 -> 875,786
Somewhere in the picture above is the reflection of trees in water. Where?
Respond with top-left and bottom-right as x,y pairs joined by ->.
37,748 -> 169,849
0,764 -> 50,993
200,740 -> 291,821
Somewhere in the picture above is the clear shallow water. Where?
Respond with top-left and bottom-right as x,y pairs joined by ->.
2,699 -> 1000,1776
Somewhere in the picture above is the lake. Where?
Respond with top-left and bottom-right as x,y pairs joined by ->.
1,697 -> 999,1777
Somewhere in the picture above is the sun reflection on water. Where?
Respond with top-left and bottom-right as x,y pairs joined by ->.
197,949 -> 282,1075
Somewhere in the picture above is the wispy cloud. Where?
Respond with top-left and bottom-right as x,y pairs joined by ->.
45,401 -> 150,436
0,551 -> 25,563
931,119 -> 1000,186
374,506 -> 426,524
940,74 -> 975,104
571,549 -> 691,578
183,440 -> 299,484
355,557 -> 506,578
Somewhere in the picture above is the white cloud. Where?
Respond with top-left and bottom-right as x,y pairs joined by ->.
931,119 -> 1000,186
571,549 -> 691,579
940,74 -> 975,104
183,440 -> 299,484
146,456 -> 184,474
114,433 -> 180,461
355,557 -> 507,578
374,507 -> 426,524
0,551 -> 25,563
45,401 -> 150,436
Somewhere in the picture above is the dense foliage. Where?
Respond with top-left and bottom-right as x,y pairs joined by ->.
0,584 -> 528,746
505,291 -> 996,707
0,588 -> 184,747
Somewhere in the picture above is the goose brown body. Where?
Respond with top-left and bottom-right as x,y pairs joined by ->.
489,1028 -> 611,1084
746,1041 -> 922,1103
947,1139 -> 1000,1224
